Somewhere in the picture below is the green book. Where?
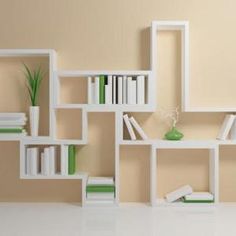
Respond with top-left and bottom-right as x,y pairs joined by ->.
86,185 -> 115,193
0,128 -> 23,133
68,145 -> 76,175
99,75 -> 105,104
182,199 -> 214,203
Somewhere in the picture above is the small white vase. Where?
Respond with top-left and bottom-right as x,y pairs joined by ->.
29,106 -> 39,136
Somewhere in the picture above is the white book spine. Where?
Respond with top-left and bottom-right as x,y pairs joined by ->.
127,76 -> 132,104
26,148 -> 32,175
217,114 -> 235,140
129,116 -> 148,140
91,82 -> 95,104
41,152 -> 45,175
123,114 -> 136,140
49,146 -> 56,175
137,75 -> 145,104
131,79 -> 137,104
87,177 -> 114,185
87,76 -> 92,104
87,192 -> 115,200
230,119 -> 236,140
105,85 -> 112,105
61,145 -> 68,176
165,185 -> 193,203
118,76 -> 123,104
122,76 -> 127,104
43,148 -> 50,176
94,76 -> 100,104
184,192 -> 214,201
30,148 -> 38,176
112,76 -> 116,104
106,75 -> 113,104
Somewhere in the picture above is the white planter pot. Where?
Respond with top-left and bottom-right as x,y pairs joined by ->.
29,106 -> 39,136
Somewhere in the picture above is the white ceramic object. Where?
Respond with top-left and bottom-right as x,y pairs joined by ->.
29,106 -> 39,136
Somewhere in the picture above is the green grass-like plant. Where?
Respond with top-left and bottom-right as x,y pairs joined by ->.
23,63 -> 44,106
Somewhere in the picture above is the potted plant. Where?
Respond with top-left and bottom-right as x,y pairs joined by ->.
23,64 -> 44,136
161,107 -> 184,140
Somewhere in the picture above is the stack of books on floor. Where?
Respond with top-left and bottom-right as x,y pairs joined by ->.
26,146 -> 57,176
165,185 -> 214,203
88,75 -> 146,105
86,177 -> 115,202
0,113 -> 27,136
60,145 -> 76,175
123,114 -> 148,140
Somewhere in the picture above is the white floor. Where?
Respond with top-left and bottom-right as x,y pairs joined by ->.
0,203 -> 235,236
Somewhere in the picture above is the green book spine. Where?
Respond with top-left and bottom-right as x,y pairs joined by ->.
0,128 -> 23,133
68,145 -> 76,175
86,185 -> 115,193
99,75 -> 105,104
183,199 -> 214,203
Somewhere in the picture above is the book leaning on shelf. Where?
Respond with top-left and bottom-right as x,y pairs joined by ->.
0,113 -> 27,136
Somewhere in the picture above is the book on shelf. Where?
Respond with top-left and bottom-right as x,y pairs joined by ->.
87,176 -> 114,185
123,76 -> 127,104
183,192 -> 214,203
165,185 -> 193,203
86,185 -> 115,193
129,116 -> 148,140
123,114 -> 136,140
94,76 -> 100,104
87,76 -> 92,104
105,75 -> 112,104
42,147 -> 50,176
86,192 -> 115,200
99,75 -> 106,104
26,147 -> 39,176
230,119 -> 236,140
68,145 -> 76,175
61,145 -> 68,175
127,77 -> 137,104
217,114 -> 235,140
49,146 -> 56,175
112,75 -> 117,104
137,75 -> 145,104
118,76 -> 123,104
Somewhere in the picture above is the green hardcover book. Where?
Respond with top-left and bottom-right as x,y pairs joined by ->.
183,199 -> 214,203
99,75 -> 105,104
86,185 -> 115,193
68,145 -> 76,175
0,128 -> 23,133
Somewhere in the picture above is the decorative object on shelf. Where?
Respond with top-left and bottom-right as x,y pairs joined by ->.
162,107 -> 184,140
23,64 -> 44,136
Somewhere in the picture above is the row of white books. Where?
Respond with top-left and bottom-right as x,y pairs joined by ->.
0,113 -> 27,136
88,75 -> 146,105
26,147 -> 57,176
165,185 -> 214,203
217,114 -> 236,140
123,114 -> 148,140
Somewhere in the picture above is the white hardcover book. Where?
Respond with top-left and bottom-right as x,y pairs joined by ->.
137,75 -> 145,104
112,76 -> 116,104
118,76 -> 123,104
230,119 -> 236,140
0,120 -> 26,126
94,76 -> 100,104
87,76 -> 92,104
61,145 -> 68,175
43,148 -> 50,176
127,77 -> 137,104
0,113 -> 26,120
26,148 -> 32,175
123,114 -> 136,140
87,192 -> 115,200
165,185 -> 193,203
217,114 -> 235,140
122,76 -> 127,104
49,146 -> 56,175
87,177 -> 114,185
30,148 -> 38,176
41,152 -> 45,175
91,82 -> 95,104
184,192 -> 214,201
106,75 -> 113,104
105,85 -> 112,105
129,116 -> 148,140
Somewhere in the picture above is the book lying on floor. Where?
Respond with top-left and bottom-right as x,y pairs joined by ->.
165,185 -> 193,203
183,192 -> 214,203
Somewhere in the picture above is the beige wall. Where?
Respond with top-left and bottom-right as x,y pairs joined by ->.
0,0 -> 235,202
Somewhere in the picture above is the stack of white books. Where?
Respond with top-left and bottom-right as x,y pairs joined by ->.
26,146 -> 57,176
123,114 -> 148,140
165,185 -> 214,203
0,113 -> 27,136
87,75 -> 146,105
86,177 -> 115,201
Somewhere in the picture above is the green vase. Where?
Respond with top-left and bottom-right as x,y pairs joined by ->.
165,127 -> 183,141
